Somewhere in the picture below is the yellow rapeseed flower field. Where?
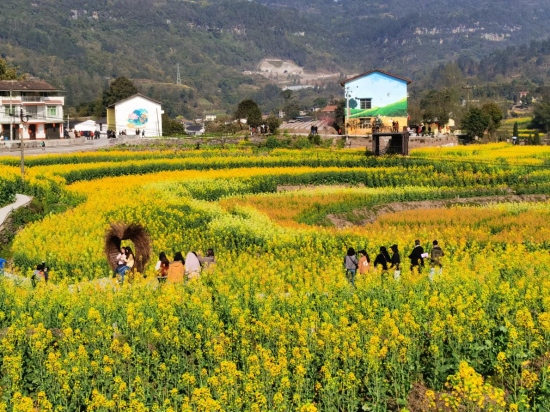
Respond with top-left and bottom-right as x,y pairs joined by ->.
0,143 -> 549,411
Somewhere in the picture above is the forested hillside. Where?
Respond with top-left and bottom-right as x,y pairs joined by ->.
0,0 -> 549,116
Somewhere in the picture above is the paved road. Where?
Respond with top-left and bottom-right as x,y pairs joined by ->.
0,194 -> 33,227
0,137 -> 111,156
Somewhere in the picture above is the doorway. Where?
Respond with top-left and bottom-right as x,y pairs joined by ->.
28,124 -> 36,140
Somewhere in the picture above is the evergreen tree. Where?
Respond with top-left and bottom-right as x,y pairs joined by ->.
462,108 -> 490,139
481,102 -> 504,133
102,77 -> 138,109
513,121 -> 519,137
235,99 -> 262,128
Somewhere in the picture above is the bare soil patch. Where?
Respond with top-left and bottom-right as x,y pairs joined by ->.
326,194 -> 550,229
277,184 -> 365,192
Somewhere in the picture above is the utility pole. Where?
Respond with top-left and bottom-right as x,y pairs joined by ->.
11,108 -> 30,178
9,90 -> 13,141
462,85 -> 473,109
176,63 -> 181,86
345,87 -> 350,137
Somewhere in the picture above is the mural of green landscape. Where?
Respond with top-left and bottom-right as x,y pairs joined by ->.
349,98 -> 407,118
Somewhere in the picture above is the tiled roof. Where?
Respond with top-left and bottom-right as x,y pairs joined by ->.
340,69 -> 412,86
0,80 -> 59,91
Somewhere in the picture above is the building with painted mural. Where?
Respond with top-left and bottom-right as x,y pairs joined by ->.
107,94 -> 163,137
341,70 -> 411,135
0,80 -> 64,140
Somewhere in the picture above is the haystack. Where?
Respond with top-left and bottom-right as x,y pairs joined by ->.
104,222 -> 151,273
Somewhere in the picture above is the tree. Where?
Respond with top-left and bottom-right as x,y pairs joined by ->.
313,97 -> 328,108
420,89 -> 457,126
481,102 -> 504,133
162,114 -> 185,136
462,108 -> 490,139
0,58 -> 24,80
532,100 -> 550,133
266,115 -> 281,134
102,77 -> 138,109
235,99 -> 262,128
513,121 -> 519,137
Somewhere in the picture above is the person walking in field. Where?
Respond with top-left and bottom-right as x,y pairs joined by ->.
390,244 -> 401,280
344,247 -> 359,286
408,240 -> 425,272
167,252 -> 184,283
358,250 -> 370,275
198,249 -> 217,269
373,246 -> 390,273
430,240 -> 445,281
185,252 -> 202,281
155,252 -> 170,281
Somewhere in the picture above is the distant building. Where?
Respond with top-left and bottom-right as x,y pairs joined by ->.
186,124 -> 205,136
341,69 -> 412,135
0,80 -> 64,140
205,113 -> 217,122
320,105 -> 338,123
519,91 -> 529,98
107,94 -> 163,137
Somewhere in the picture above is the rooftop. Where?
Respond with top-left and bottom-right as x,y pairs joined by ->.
0,80 -> 60,92
340,69 -> 412,86
108,93 -> 162,108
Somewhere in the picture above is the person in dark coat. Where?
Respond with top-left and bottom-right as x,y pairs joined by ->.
373,246 -> 390,273
408,240 -> 425,272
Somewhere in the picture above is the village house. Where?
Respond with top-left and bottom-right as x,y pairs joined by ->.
204,113 -> 217,122
106,94 -> 163,137
341,70 -> 412,135
0,80 -> 65,140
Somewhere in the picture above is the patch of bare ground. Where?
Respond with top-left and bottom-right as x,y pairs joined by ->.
277,184 -> 365,192
326,194 -> 550,229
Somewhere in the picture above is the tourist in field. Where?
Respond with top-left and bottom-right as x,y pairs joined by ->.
390,245 -> 401,280
167,252 -> 185,283
185,252 -> 202,281
373,247 -> 390,273
430,240 -> 445,280
358,250 -> 370,274
118,247 -> 134,284
344,247 -> 359,286
408,240 -> 425,272
114,248 -> 127,277
198,249 -> 217,269
155,252 -> 170,279
0,258 -> 6,276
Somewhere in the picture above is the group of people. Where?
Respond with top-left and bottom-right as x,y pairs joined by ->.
344,240 -> 445,286
31,261 -> 50,287
310,125 -> 320,135
154,249 -> 216,283
391,120 -> 400,132
113,247 -> 135,284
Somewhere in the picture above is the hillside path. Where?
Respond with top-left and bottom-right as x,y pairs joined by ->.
0,194 -> 33,227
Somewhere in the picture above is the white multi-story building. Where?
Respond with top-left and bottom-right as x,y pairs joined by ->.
0,80 -> 65,140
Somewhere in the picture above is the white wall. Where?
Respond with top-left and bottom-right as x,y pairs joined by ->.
114,96 -> 163,137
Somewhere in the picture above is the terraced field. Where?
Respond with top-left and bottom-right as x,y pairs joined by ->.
0,143 -> 549,411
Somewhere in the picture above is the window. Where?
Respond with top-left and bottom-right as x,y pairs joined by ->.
25,106 -> 37,116
47,106 -> 57,117
360,99 -> 372,110
3,105 -> 15,116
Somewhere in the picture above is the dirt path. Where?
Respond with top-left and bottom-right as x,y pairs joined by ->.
326,194 -> 550,229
